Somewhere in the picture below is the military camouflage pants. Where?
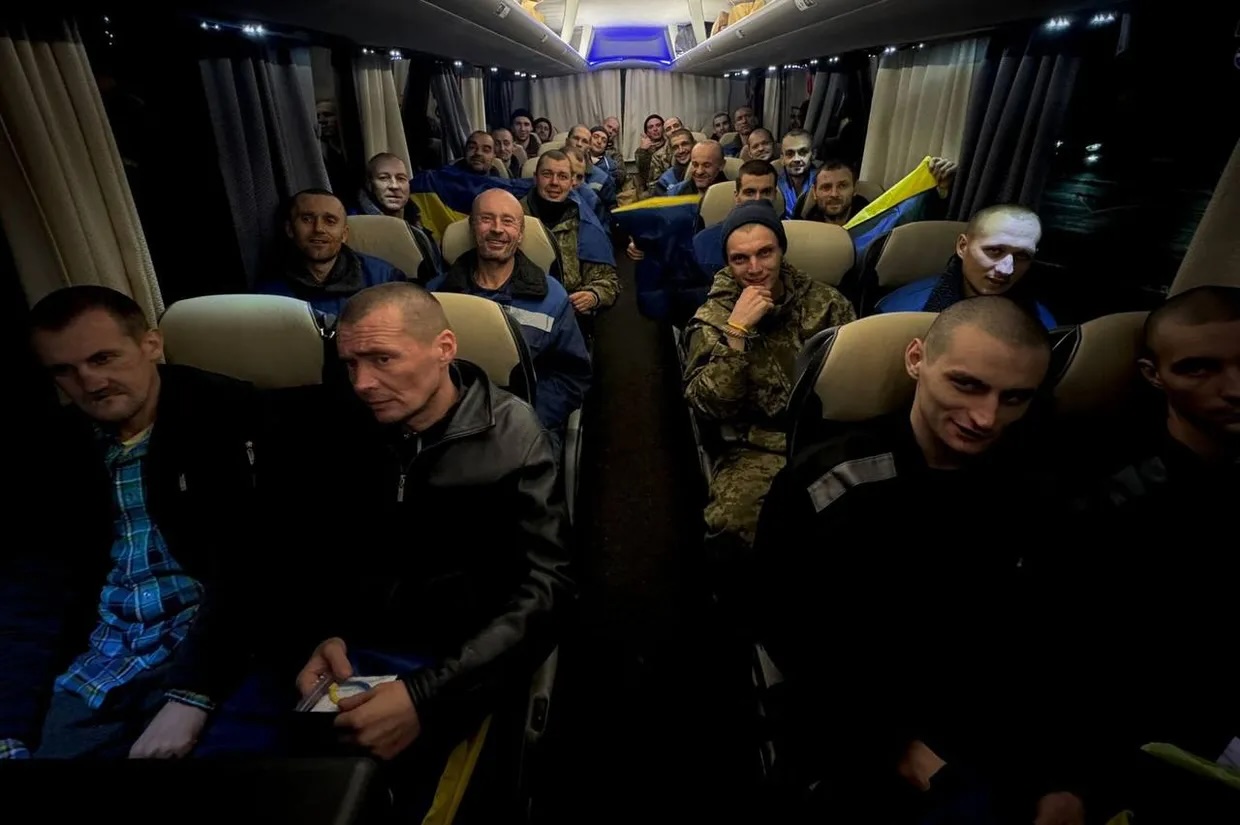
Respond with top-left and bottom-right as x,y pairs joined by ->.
703,448 -> 787,548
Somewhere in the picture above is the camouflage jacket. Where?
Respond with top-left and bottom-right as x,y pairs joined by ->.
683,262 -> 856,453
543,211 -> 621,311
635,141 -> 673,192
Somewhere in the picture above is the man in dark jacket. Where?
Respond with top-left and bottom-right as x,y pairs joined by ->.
428,188 -> 591,448
1,286 -> 261,760
279,282 -> 572,810
352,152 -> 446,284
754,297 -> 1085,824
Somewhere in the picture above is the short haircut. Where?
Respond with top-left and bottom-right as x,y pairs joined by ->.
736,159 -> 777,189
466,130 -> 493,145
29,285 -> 150,340
713,111 -> 730,123
781,129 -> 812,144
470,187 -> 523,219
289,188 -> 344,219
748,128 -> 774,143
511,108 -> 533,123
734,105 -> 754,117
816,159 -> 856,183
339,282 -> 449,343
923,296 -> 1050,362
643,114 -> 663,131
491,127 -> 513,140
695,140 -> 725,163
570,124 -> 591,137
669,128 -> 696,144
966,204 -> 1041,237
365,152 -> 407,178
537,150 -> 570,172
1144,285 -> 1240,361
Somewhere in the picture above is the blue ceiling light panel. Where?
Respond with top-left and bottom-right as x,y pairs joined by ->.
587,27 -> 674,66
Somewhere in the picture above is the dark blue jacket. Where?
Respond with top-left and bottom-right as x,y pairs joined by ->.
255,246 -> 407,318
876,266 -> 1057,330
427,250 -> 591,434
584,164 -> 617,211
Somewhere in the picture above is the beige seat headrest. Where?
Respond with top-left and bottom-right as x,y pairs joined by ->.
440,215 -> 559,274
432,292 -> 528,394
783,221 -> 855,287
855,180 -> 885,203
691,131 -> 708,144
521,156 -> 540,178
718,131 -> 740,148
874,220 -> 967,290
345,215 -> 423,280
161,295 -> 326,388
723,156 -> 743,181
551,131 -> 569,143
537,140 -> 567,156
1053,312 -> 1148,416
698,181 -> 787,229
812,312 -> 937,421
491,158 -> 510,179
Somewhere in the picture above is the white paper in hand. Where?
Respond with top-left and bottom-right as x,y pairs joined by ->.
310,675 -> 399,713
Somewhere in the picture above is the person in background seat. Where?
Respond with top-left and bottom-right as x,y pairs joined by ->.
649,128 -> 697,198
532,117 -> 555,145
795,157 -> 957,225
634,113 -> 670,194
745,128 -> 776,163
588,124 -> 626,190
693,159 -> 780,278
755,297 -> 1082,825
451,131 -> 502,177
271,283 -> 572,817
427,189 -> 591,448
564,147 -> 612,230
353,152 -> 445,283
727,106 -> 758,159
710,111 -> 733,141
565,125 -> 617,211
1,287 -> 261,761
668,141 -> 729,197
521,151 -> 619,318
775,130 -> 818,219
511,109 -> 540,158
490,127 -> 524,178
684,202 -> 855,562
257,189 -> 407,317
876,204 -> 1056,329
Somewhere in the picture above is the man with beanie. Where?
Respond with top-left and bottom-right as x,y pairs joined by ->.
683,202 -> 855,581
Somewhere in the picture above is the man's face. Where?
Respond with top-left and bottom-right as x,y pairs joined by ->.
814,166 -> 856,219
603,117 -> 620,138
367,157 -> 410,216
664,118 -> 683,135
908,325 -> 1048,458
316,101 -> 338,140
471,192 -> 525,264
713,113 -> 732,135
671,133 -> 695,165
645,117 -> 664,141
534,121 -> 553,142
590,130 -> 608,155
781,135 -> 813,177
568,127 -> 591,152
689,144 -> 722,191
726,225 -> 782,292
568,155 -> 587,187
1141,318 -> 1240,440
537,158 -> 573,202
736,173 -> 777,205
958,215 -> 1041,297
337,304 -> 456,426
465,134 -> 496,173
747,131 -> 775,161
512,116 -> 532,142
734,108 -> 754,136
491,129 -> 515,161
287,194 -> 348,263
34,308 -> 162,428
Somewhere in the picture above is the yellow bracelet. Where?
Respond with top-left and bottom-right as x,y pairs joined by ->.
726,321 -> 751,335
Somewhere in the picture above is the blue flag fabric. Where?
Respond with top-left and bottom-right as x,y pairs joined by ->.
611,194 -> 703,321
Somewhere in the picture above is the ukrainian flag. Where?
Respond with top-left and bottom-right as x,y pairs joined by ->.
611,194 -> 703,320
844,156 -> 939,260
409,167 -> 535,240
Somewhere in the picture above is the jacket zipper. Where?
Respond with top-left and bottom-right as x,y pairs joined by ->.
396,436 -> 421,503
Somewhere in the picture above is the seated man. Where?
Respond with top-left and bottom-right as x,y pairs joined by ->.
649,128 -> 696,198
511,109 -> 540,158
745,128 -> 776,163
795,156 -> 956,224
521,151 -> 620,318
2,286 -> 260,760
876,204 -> 1056,328
427,189 -> 591,446
693,159 -> 780,278
451,131 -> 503,177
563,147 -> 612,231
710,111 -> 733,141
566,124 -> 617,209
754,297 -> 1080,824
725,106 -> 757,158
490,127 -> 524,178
775,130 -> 818,218
352,152 -> 445,283
668,140 -> 729,197
256,188 -> 407,316
634,114 -> 671,194
277,283 -> 572,816
588,124 -> 626,190
684,202 -> 855,558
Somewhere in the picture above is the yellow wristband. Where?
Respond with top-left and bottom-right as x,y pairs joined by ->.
726,321 -> 750,335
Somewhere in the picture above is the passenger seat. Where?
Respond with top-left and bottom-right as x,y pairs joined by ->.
345,214 -> 429,283
782,221 -> 854,288
441,215 -> 560,276
857,220 -> 966,315
698,181 -> 786,229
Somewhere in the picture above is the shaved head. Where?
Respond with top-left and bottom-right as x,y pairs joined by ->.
966,204 -> 1041,238
472,187 -> 522,218
340,282 -> 450,344
923,295 -> 1050,362
1144,285 -> 1240,362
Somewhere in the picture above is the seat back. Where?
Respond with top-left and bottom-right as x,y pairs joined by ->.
537,140 -> 566,156
855,180 -> 885,203
345,215 -> 423,279
521,156 -> 539,178
440,215 -> 558,274
788,312 -> 936,456
698,181 -> 786,228
783,221 -> 854,287
718,131 -> 740,150
858,219 -> 966,314
161,295 -> 329,388
691,131 -> 708,143
491,158 -> 510,178
433,292 -> 535,402
551,131 -> 569,143
723,156 -> 743,180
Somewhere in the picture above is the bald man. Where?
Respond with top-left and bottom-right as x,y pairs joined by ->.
877,204 -> 1056,328
427,189 -> 590,443
270,281 -> 570,813
452,131 -> 501,176
667,141 -> 728,196
755,297 -> 1083,824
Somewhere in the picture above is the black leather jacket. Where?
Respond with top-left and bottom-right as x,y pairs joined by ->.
268,360 -> 574,741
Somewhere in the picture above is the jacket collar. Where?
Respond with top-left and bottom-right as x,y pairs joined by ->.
440,249 -> 548,300
379,360 -> 497,448
283,244 -> 364,295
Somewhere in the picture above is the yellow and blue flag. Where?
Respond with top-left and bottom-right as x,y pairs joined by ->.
844,156 -> 940,260
612,194 -> 703,321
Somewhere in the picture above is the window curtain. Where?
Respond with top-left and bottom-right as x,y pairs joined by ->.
762,69 -> 785,140
200,42 -> 328,287
948,35 -> 1080,220
0,20 -> 162,318
431,64 -> 470,161
622,70 -> 731,160
460,67 -> 487,133
485,72 -> 516,136
531,70 -> 622,143
861,38 -> 986,190
804,57 -> 876,167
1170,135 -> 1240,295
354,53 -> 411,172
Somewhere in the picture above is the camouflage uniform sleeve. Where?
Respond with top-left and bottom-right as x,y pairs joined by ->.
831,292 -> 858,326
580,262 -> 620,310
683,322 -> 751,422
635,148 -> 653,187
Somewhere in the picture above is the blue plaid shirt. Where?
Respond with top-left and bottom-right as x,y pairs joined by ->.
52,427 -> 204,710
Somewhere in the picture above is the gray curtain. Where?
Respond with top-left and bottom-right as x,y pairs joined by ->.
200,45 -> 328,286
949,40 -> 1080,219
431,64 -> 470,162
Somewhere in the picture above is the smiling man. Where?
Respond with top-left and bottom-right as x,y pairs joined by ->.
668,140 -> 729,196
257,189 -> 408,317
775,130 -> 817,218
451,131 -> 502,177
353,153 -> 445,284
877,204 -> 1056,328
754,297 -> 1079,825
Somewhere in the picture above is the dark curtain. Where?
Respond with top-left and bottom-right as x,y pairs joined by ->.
401,56 -> 438,171
199,39 -> 329,287
484,72 -> 515,138
328,45 -> 367,199
949,33 -> 1080,219
804,55 -> 874,168
431,64 -> 469,162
